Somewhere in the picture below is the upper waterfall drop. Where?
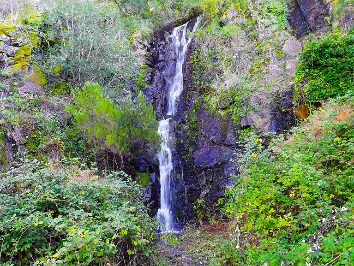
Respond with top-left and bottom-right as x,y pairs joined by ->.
167,18 -> 201,116
157,18 -> 200,232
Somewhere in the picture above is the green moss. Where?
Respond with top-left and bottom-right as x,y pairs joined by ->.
26,130 -> 48,156
135,171 -> 150,187
50,64 -> 61,74
249,58 -> 270,74
295,31 -> 354,102
50,81 -> 68,95
0,146 -> 6,170
136,62 -> 150,90
25,62 -> 46,86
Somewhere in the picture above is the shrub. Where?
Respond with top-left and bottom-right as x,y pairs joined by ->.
222,93 -> 354,265
66,82 -> 158,167
41,0 -> 137,89
0,159 -> 157,265
295,31 -> 354,102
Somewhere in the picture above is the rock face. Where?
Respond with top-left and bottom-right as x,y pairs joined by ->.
240,89 -> 296,134
287,0 -> 330,37
140,17 -> 297,225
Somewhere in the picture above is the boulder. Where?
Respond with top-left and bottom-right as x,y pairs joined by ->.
17,81 -> 45,99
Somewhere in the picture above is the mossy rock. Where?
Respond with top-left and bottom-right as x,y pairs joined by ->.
0,23 -> 17,36
25,62 -> 46,86
50,81 -> 68,95
28,31 -> 39,47
9,46 -> 31,74
50,64 -> 61,74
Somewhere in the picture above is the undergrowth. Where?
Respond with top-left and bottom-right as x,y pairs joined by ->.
221,92 -> 354,265
0,159 -> 157,265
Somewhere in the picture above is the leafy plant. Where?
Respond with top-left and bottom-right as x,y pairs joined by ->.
67,82 -> 158,168
0,159 -> 157,265
295,31 -> 354,102
222,93 -> 354,265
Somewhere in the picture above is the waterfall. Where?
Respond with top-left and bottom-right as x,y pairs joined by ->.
157,19 -> 200,232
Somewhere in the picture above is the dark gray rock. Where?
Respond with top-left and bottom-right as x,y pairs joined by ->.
17,81 -> 45,99
287,0 -> 330,37
10,35 -> 25,47
0,42 -> 18,57
0,34 -> 10,45
140,17 -> 297,227
194,146 -> 233,169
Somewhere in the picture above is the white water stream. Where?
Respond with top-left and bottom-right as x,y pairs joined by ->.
157,19 -> 200,232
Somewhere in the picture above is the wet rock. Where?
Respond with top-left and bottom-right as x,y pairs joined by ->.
241,89 -> 295,134
224,161 -> 237,178
194,146 -> 233,169
133,155 -> 150,172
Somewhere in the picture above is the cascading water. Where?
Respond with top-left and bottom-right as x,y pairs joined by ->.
157,19 -> 200,232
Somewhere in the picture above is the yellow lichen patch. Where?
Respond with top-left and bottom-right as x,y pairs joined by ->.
17,2 -> 43,26
9,60 -> 30,74
28,31 -> 39,48
25,62 -> 46,86
51,64 -> 61,74
9,46 -> 31,74
0,23 -> 17,36
12,46 -> 31,63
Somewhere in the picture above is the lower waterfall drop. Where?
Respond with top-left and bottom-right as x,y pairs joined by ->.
156,18 -> 200,232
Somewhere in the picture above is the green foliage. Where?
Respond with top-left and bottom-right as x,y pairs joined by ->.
295,31 -> 354,102
135,63 -> 150,90
188,0 -> 289,121
67,82 -> 158,164
0,159 -> 157,265
135,172 -> 151,187
222,94 -> 354,265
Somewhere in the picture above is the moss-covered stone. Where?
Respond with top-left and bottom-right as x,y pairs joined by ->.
0,23 -> 16,36
50,81 -> 68,95
9,46 -> 31,73
0,133 -> 6,172
28,31 -> 39,47
25,62 -> 46,86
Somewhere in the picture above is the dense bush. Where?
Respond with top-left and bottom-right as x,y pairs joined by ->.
0,159 -> 157,265
295,30 -> 354,102
222,93 -> 354,265
66,82 -> 158,167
